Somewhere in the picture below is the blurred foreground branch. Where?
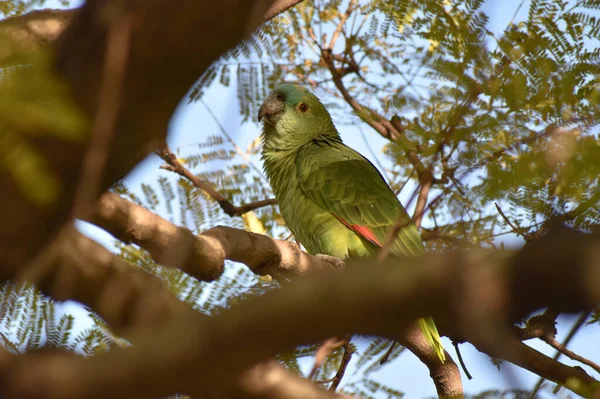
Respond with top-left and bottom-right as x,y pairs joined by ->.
6,222 -> 599,398
1,0 -> 301,285
9,225 -> 352,399
89,192 -> 463,397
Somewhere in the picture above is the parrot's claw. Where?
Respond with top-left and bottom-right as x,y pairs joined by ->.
315,254 -> 345,270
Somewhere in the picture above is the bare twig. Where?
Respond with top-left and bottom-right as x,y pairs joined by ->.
309,336 -> 350,380
543,335 -> 600,375
413,170 -> 434,230
328,0 -> 356,50
452,342 -> 473,380
379,341 -> 398,365
316,40 -> 430,176
494,202 -> 532,240
157,144 -> 277,217
526,309 -> 599,376
329,343 -> 354,392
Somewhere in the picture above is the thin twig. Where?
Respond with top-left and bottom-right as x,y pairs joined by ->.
543,336 -> 600,374
379,341 -> 398,365
308,335 -> 350,380
495,202 -> 532,240
452,342 -> 473,380
329,343 -> 354,392
328,0 -> 355,50
412,171 -> 433,230
199,99 -> 267,182
157,145 -> 277,217
315,33 -> 431,178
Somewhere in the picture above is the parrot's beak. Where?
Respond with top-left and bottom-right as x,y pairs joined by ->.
258,92 -> 285,125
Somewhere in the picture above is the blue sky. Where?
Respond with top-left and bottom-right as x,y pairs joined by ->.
33,0 -> 600,397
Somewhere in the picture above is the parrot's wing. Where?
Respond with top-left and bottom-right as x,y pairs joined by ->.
295,139 -> 424,257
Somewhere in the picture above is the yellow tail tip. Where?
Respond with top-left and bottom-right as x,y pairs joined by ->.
418,317 -> 446,364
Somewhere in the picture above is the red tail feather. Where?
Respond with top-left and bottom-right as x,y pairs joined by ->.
336,218 -> 383,247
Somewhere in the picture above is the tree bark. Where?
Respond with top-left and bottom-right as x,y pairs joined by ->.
4,224 -> 597,398
0,0 -> 302,281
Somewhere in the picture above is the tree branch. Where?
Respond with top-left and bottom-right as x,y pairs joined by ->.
0,1 -> 304,66
0,8 -> 72,66
543,335 -> 600,375
86,192 -> 334,282
1,0 -> 300,283
157,144 -> 277,217
398,325 -> 463,398
529,311 -> 591,398
87,193 -> 462,396
5,227 -> 599,398
495,202 -> 532,241
412,169 -> 434,230
328,343 -> 353,392
85,192 -> 600,398
263,0 -> 305,21
9,225 -> 353,399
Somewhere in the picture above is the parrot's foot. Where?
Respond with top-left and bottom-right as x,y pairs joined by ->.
315,254 -> 345,270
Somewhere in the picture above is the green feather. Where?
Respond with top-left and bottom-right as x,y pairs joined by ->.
261,84 -> 446,364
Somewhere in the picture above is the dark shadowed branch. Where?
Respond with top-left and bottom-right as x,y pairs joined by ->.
2,227 -> 599,399
86,193 -> 600,399
328,342 -> 354,392
9,225 -> 355,399
1,0 -> 300,284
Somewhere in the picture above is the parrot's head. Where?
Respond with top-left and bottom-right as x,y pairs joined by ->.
258,84 -> 339,150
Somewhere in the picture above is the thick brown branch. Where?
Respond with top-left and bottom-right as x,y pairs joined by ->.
11,225 -> 353,399
0,1 -> 303,66
157,145 -> 277,217
0,8 -> 72,66
86,192 -> 334,282
2,0 -> 298,282
398,325 -> 463,398
6,227 -> 599,398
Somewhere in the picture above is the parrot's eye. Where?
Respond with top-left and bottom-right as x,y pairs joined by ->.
298,103 -> 309,113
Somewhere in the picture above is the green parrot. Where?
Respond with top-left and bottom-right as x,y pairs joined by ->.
258,84 -> 446,363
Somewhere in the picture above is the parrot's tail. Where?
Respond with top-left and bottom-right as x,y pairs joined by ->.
418,317 -> 446,363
